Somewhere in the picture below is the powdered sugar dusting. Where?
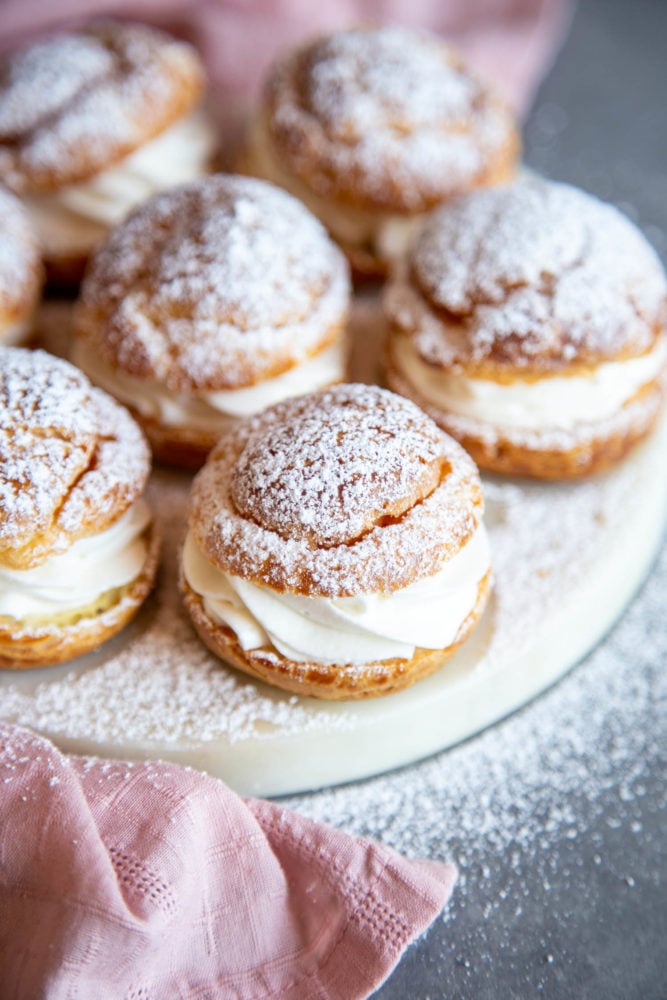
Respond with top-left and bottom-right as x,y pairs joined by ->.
231,384 -> 445,547
308,26 -> 475,135
193,384 -> 482,596
0,347 -> 149,565
407,177 -> 667,368
0,188 -> 41,314
77,175 -> 350,391
267,25 -> 516,211
0,22 -> 203,192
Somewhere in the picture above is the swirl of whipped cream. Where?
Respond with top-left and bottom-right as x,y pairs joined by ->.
0,500 -> 151,619
392,334 -> 667,432
182,524 -> 490,665
25,110 -> 216,256
73,337 -> 346,432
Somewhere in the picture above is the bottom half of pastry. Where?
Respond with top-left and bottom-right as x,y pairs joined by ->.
0,512 -> 160,670
179,526 -> 492,700
386,339 -> 666,479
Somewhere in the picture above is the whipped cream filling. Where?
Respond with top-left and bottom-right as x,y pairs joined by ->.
0,500 -> 151,619
183,525 -> 490,665
248,119 -> 424,265
25,110 -> 216,257
74,337 -> 346,433
393,334 -> 667,432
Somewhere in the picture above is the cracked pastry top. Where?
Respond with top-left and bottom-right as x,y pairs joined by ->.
0,21 -> 216,283
242,23 -> 520,277
384,176 -> 667,478
180,383 -> 491,699
73,174 -> 351,468
0,346 -> 159,668
0,187 -> 42,346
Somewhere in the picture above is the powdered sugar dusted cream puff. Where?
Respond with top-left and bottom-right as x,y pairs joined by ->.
243,24 -> 519,277
73,175 -> 351,468
0,21 -> 216,283
180,383 -> 491,699
0,188 -> 42,345
385,177 -> 667,478
0,347 -> 159,668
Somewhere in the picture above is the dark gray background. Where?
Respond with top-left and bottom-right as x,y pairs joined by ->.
373,1 -> 667,996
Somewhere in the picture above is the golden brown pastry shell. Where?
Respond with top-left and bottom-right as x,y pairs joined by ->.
0,22 -> 205,195
188,386 -> 484,598
180,568 -> 491,700
260,28 -> 520,215
74,176 -> 351,394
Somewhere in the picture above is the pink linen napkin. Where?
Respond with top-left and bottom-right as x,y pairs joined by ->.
0,724 -> 456,999
0,0 -> 572,117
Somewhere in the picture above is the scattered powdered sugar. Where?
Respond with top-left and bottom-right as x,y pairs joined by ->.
283,540 -> 665,885
408,176 -> 667,367
77,175 -> 350,391
268,25 -> 515,211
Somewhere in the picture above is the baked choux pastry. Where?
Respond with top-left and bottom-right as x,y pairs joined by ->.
0,347 -> 159,668
384,177 -> 667,478
180,383 -> 491,699
73,175 -> 351,468
0,187 -> 42,345
242,24 -> 519,277
0,21 -> 216,284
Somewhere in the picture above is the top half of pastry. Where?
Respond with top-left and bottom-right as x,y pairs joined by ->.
242,24 -> 520,277
0,21 -> 216,281
0,186 -> 42,345
386,175 -> 666,377
73,174 -> 351,466
187,383 -> 484,599
75,174 -> 350,393
0,345 -> 151,572
384,175 -> 667,478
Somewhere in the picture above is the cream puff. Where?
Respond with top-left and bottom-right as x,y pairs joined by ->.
73,174 -> 351,468
0,187 -> 42,345
384,176 -> 667,478
180,383 -> 491,699
0,346 -> 159,668
242,24 -> 520,277
0,21 -> 216,284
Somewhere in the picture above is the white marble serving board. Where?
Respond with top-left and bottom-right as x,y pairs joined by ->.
1,302 -> 665,796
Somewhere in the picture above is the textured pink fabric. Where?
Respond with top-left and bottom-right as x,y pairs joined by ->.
0,0 -> 573,117
0,724 -> 456,999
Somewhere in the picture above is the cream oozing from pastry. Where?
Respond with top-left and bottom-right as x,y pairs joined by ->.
25,110 -> 216,256
73,337 -> 346,432
392,334 -> 667,432
182,524 -> 490,665
248,118 -> 424,265
0,500 -> 151,619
